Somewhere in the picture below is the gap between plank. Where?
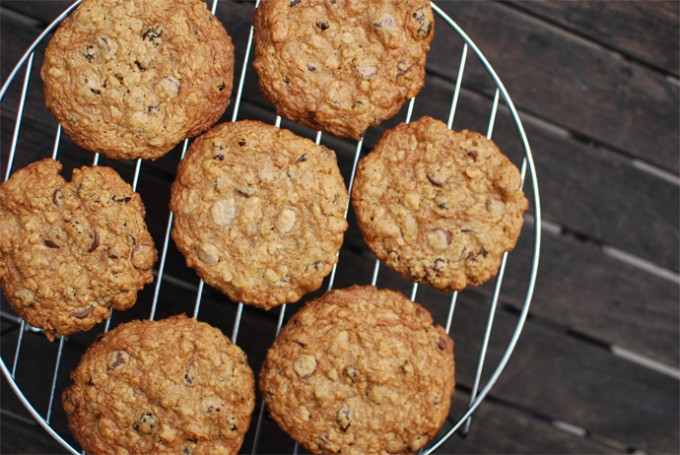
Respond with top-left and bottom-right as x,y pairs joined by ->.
603,245 -> 679,284
611,345 -> 680,380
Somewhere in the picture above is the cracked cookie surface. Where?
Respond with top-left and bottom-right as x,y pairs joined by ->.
253,0 -> 434,140
260,285 -> 455,455
62,314 -> 255,455
170,120 -> 348,310
0,159 -> 157,340
352,116 -> 528,291
41,0 -> 234,160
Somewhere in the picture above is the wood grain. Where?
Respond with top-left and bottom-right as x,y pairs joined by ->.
508,0 -> 680,76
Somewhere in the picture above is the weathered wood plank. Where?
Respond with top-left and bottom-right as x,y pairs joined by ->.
0,410 -> 67,454
508,222 -> 679,368
439,392 -> 618,454
432,1 -> 679,173
507,0 -> 680,76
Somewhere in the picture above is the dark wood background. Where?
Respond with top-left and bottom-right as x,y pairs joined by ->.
1,1 -> 678,454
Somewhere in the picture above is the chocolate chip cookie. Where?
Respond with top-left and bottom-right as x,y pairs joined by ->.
352,116 -> 528,291
170,120 -> 348,310
0,159 -> 157,340
253,0 -> 434,140
260,285 -> 455,454
41,0 -> 234,160
62,314 -> 255,455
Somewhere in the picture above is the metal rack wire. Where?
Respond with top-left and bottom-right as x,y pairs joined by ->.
0,1 -> 541,454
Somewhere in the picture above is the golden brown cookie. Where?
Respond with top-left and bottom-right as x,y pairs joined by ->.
62,314 -> 255,455
352,116 -> 528,291
253,0 -> 434,140
41,0 -> 234,160
260,285 -> 455,455
0,159 -> 157,340
170,120 -> 348,310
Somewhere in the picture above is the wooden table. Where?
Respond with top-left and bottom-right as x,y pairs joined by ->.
1,1 -> 678,453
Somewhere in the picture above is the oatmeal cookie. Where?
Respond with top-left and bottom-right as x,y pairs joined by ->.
170,120 -> 348,310
41,0 -> 234,160
260,285 -> 455,455
352,116 -> 528,291
253,0 -> 434,140
62,314 -> 255,455
0,159 -> 157,340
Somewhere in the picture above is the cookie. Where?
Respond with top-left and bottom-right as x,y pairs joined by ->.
62,314 -> 255,454
253,0 -> 434,140
0,159 -> 157,340
260,285 -> 455,455
41,0 -> 234,160
352,116 -> 528,291
170,120 -> 348,310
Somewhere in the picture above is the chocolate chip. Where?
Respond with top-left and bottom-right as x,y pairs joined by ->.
218,82 -> 226,91
52,188 -> 63,206
434,258 -> 446,271
226,414 -> 238,433
142,25 -> 163,45
427,228 -> 452,252
182,448 -> 191,455
108,350 -> 129,369
82,44 -> 96,62
88,231 -> 99,252
307,64 -> 317,72
90,87 -> 101,94
134,60 -> 146,72
112,195 -> 132,203
467,150 -> 478,159
426,171 -> 447,186
213,153 -> 224,161
238,139 -> 246,146
70,307 -> 93,319
466,251 -> 476,262
289,0 -> 301,6
297,154 -> 307,162
44,240 -> 59,248
133,412 -> 156,434
412,7 -> 433,39
316,21 -> 329,31
99,36 -> 111,51
283,76 -> 290,84
436,338 -> 447,350
147,105 -> 160,113
479,247 -> 488,257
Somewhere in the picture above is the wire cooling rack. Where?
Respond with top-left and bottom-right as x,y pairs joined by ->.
1,1 -> 541,453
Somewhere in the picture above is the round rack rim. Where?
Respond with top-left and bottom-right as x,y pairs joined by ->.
0,1 -> 541,454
